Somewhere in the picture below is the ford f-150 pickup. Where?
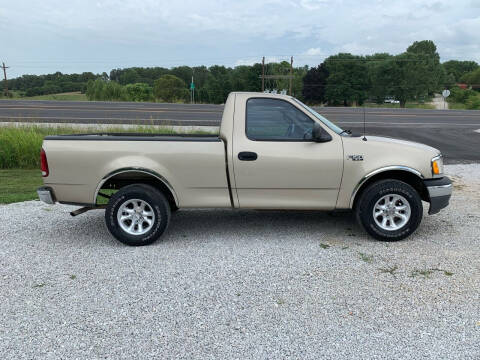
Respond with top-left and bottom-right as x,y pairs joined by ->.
37,92 -> 452,245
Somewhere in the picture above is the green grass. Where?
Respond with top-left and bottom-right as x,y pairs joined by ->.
447,102 -> 467,110
0,169 -> 43,203
0,124 -> 216,169
0,91 -> 87,101
23,92 -> 87,101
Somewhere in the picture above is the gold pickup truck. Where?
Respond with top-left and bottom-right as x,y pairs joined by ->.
37,92 -> 452,246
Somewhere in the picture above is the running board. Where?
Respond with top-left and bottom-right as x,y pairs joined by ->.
70,205 -> 106,217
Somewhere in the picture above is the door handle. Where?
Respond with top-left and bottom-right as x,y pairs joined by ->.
238,151 -> 258,161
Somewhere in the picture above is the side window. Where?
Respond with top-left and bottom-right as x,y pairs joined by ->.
246,98 -> 315,141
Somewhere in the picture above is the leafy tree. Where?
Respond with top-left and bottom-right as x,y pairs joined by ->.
203,66 -> 232,104
170,66 -> 193,85
153,75 -> 188,102
443,60 -> 478,82
125,83 -> 153,102
460,67 -> 480,89
324,53 -> 368,106
366,53 -> 393,103
381,52 -> 429,107
302,63 -> 329,104
406,40 -> 443,96
86,80 -> 127,101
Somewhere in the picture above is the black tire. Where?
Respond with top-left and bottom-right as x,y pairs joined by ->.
355,179 -> 423,241
105,184 -> 171,246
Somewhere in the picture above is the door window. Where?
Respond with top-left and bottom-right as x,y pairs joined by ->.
246,98 -> 315,141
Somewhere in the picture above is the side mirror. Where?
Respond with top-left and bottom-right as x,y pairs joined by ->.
312,123 -> 332,143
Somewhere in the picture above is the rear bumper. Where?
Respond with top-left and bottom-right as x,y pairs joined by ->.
424,177 -> 452,215
37,186 -> 56,205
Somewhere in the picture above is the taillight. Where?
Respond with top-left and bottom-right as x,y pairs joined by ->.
40,148 -> 49,177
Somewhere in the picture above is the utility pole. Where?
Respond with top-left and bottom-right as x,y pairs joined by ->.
2,62 -> 9,96
261,56 -> 265,92
289,56 -> 293,96
190,74 -> 195,104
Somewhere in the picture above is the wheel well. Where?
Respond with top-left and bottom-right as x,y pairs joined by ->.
352,170 -> 428,209
97,171 -> 178,210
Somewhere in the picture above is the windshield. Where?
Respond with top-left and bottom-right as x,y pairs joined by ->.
293,98 -> 344,135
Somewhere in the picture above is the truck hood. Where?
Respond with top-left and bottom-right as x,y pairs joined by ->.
363,135 -> 440,154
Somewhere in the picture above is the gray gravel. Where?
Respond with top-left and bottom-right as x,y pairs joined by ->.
1,164 -> 479,359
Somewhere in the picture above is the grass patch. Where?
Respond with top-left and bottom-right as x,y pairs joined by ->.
447,102 -> 467,110
0,124 -> 216,169
410,268 -> 454,278
276,298 -> 285,305
32,282 -> 46,288
358,252 -> 374,263
0,169 -> 42,204
409,269 -> 433,278
379,265 -> 398,277
319,243 -> 331,249
24,92 -> 87,101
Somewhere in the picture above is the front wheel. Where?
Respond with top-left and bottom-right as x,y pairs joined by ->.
355,179 -> 423,241
105,184 -> 171,246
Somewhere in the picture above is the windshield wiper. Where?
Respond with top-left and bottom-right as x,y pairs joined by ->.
339,129 -> 352,135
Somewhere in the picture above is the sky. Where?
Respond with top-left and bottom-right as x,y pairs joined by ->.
1,0 -> 479,78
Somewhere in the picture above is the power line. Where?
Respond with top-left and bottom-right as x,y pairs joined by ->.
2,62 -> 9,96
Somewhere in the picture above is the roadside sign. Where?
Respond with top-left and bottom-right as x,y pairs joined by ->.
190,82 -> 195,90
442,89 -> 450,98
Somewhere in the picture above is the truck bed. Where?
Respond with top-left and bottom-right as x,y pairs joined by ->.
45,133 -> 220,142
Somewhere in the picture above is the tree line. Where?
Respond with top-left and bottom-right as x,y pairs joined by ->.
5,40 -> 480,107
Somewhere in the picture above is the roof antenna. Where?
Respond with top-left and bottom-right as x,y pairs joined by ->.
362,103 -> 367,141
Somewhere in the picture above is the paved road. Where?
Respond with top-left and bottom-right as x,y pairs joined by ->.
1,100 -> 479,162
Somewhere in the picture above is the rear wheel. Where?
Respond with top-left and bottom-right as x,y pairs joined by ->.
105,184 -> 171,246
355,179 -> 423,241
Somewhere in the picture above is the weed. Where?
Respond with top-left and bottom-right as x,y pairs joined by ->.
32,282 -> 46,288
319,243 -> 330,249
410,269 -> 433,278
69,275 -> 76,280
379,265 -> 398,277
358,252 -> 373,263
410,268 -> 454,278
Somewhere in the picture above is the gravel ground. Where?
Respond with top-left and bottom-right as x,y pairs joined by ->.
1,164 -> 479,359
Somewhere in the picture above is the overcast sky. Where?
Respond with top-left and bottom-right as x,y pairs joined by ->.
1,0 -> 479,77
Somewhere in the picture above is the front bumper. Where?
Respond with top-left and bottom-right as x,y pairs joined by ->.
424,177 -> 452,215
37,186 -> 56,205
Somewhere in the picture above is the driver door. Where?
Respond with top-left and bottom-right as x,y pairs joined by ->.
232,96 -> 343,209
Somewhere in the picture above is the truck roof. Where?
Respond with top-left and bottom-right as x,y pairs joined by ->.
229,92 -> 293,100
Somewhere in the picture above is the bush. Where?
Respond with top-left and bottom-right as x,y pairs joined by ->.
448,87 -> 477,104
86,80 -> 127,101
154,75 -> 189,103
125,83 -> 154,102
465,94 -> 480,110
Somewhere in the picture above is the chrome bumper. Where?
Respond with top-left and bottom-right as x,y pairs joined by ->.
37,186 -> 56,205
424,177 -> 452,215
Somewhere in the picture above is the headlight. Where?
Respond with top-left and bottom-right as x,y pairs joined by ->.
431,154 -> 444,176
